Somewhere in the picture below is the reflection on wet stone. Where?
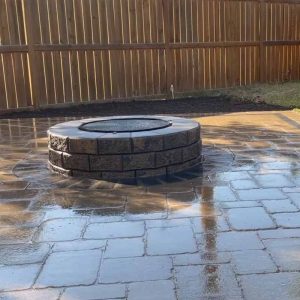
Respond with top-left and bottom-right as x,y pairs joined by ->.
227,207 -> 276,230
35,218 -> 87,242
35,249 -> 102,287
84,221 -> 145,239
175,264 -> 242,300
0,264 -> 41,291
1,112 -> 300,298
0,243 -> 51,265
0,227 -> 35,245
0,212 -> 44,227
99,256 -> 172,283
147,226 -> 197,255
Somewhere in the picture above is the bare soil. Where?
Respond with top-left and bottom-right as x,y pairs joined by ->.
0,96 -> 288,119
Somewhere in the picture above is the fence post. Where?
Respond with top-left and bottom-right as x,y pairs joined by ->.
259,0 -> 266,83
162,0 -> 172,98
21,0 -> 39,108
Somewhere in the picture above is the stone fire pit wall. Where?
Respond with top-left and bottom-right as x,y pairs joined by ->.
48,115 -> 202,180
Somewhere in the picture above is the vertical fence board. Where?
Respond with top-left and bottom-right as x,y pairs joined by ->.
1,0 -> 300,111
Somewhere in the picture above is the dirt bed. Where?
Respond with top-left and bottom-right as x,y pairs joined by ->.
0,96 -> 288,119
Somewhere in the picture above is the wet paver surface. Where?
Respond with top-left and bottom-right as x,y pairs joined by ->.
1,111 -> 300,299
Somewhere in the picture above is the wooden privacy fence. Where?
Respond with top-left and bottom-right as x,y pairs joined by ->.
1,0 -> 300,111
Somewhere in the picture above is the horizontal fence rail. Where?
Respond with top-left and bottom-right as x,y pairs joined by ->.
1,0 -> 300,111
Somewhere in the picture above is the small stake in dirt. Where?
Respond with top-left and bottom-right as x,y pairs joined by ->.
170,84 -> 175,100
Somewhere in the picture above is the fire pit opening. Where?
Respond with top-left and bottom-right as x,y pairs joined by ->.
48,115 -> 202,180
79,118 -> 172,133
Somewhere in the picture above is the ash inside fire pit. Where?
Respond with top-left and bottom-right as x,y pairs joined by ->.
48,115 -> 202,180
79,118 -> 172,133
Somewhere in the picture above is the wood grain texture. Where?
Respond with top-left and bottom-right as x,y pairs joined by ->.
1,0 -> 300,110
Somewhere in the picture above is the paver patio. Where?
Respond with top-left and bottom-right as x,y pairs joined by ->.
1,111 -> 300,299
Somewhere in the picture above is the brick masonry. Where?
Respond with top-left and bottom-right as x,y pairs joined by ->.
48,116 -> 202,179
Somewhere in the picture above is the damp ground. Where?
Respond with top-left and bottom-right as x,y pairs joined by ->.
1,111 -> 300,299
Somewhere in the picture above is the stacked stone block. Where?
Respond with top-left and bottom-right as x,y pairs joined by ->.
48,116 -> 202,180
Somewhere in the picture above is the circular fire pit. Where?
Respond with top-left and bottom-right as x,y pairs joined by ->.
48,115 -> 202,180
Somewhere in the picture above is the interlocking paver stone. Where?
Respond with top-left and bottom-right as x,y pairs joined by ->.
35,249 -> 101,287
0,200 -> 31,212
254,174 -> 295,188
2,112 -> 300,299
0,243 -> 50,265
288,193 -> 300,208
61,284 -> 126,300
0,264 -> 41,291
167,191 -> 198,203
220,200 -> 261,208
197,186 -> 237,202
0,211 -> 44,227
283,187 -> 300,193
216,171 -> 252,181
0,227 -> 35,244
231,250 -> 277,274
146,218 -> 191,228
147,226 -> 196,255
0,289 -> 61,300
191,216 -> 230,233
0,181 -> 28,191
126,193 -> 167,219
264,238 -> 300,271
236,188 -> 287,200
262,199 -> 298,213
0,189 -> 38,201
227,207 -> 276,230
273,212 -> 300,228
172,252 -> 231,266
231,179 -> 259,190
35,218 -> 87,242
260,161 -> 299,170
128,280 -> 176,300
240,272 -> 300,300
104,237 -> 144,258
168,203 -> 211,218
53,240 -> 106,252
258,228 -> 300,239
202,232 -> 264,251
84,221 -> 145,239
99,256 -> 172,283
175,264 -> 242,300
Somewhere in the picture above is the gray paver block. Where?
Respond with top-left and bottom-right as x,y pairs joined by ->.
273,212 -> 300,228
0,264 -> 41,291
227,207 -> 276,230
84,221 -> 145,239
0,288 -> 61,300
35,249 -> 101,287
128,280 -> 176,300
147,226 -> 197,255
175,264 -> 242,299
99,256 -> 172,283
0,243 -> 50,265
61,284 -> 126,300
240,272 -> 300,300
104,237 -> 144,258
231,250 -> 277,274
35,218 -> 87,242
264,238 -> 300,271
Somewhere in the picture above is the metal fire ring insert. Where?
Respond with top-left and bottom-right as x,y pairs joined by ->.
79,118 -> 172,133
